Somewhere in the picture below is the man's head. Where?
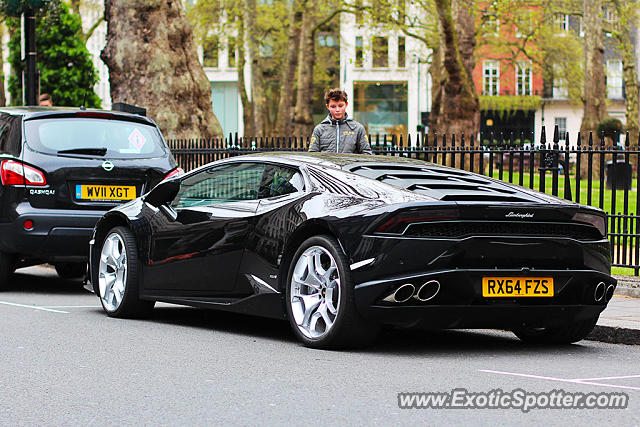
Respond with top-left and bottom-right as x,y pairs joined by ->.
324,88 -> 348,120
39,93 -> 53,107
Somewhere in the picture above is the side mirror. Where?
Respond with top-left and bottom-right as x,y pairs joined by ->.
145,179 -> 180,207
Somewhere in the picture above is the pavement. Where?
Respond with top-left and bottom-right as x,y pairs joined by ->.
589,276 -> 640,345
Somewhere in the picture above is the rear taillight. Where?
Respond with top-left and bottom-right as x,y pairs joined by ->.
0,160 -> 47,186
163,167 -> 184,180
376,208 -> 459,234
572,212 -> 607,237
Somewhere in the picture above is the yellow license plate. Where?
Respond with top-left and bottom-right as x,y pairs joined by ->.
76,185 -> 136,201
482,277 -> 554,297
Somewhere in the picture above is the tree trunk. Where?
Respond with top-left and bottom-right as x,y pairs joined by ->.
101,0 -> 222,140
292,3 -> 316,138
236,11 -> 254,138
275,4 -> 302,137
428,42 -> 443,132
433,0 -> 479,139
580,0 -> 607,135
245,0 -> 268,138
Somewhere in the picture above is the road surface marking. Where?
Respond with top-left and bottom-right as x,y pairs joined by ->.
571,374 -> 640,381
0,300 -> 68,313
41,305 -> 101,308
480,369 -> 640,392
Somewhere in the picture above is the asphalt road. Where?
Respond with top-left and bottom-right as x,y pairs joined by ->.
1,266 -> 639,425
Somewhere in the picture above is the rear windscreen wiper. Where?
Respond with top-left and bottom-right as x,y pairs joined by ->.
57,147 -> 108,156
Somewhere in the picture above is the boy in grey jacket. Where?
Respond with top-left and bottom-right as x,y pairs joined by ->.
309,88 -> 372,154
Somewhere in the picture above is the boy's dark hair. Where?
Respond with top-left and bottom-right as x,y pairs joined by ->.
324,88 -> 348,104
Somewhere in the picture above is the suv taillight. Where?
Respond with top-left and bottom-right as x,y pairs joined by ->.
164,167 -> 184,180
0,160 -> 47,186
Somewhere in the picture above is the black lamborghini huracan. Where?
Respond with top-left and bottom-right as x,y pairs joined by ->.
88,152 -> 615,348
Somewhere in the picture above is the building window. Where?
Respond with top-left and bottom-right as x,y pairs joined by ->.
515,10 -> 532,37
355,36 -> 364,68
555,14 -> 569,32
353,81 -> 408,135
554,117 -> 567,141
516,61 -> 532,95
552,65 -> 568,98
607,60 -> 623,99
227,36 -> 237,68
318,34 -> 336,47
484,16 -> 499,36
483,60 -> 499,96
372,36 -> 388,68
397,36 -> 405,68
203,36 -> 218,68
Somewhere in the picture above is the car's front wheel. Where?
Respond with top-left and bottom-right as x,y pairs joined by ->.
512,316 -> 599,345
95,226 -> 154,318
54,262 -> 86,279
285,235 -> 378,349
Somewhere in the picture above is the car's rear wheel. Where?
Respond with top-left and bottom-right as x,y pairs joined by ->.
54,262 -> 86,279
0,251 -> 11,291
512,316 -> 599,345
95,226 -> 154,318
285,235 -> 378,349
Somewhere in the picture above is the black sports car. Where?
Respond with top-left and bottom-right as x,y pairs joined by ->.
88,152 -> 615,348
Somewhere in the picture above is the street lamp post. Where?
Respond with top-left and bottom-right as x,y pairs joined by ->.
1,0 -> 51,105
24,7 -> 37,105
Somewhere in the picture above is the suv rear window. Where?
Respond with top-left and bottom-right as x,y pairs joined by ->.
24,117 -> 167,159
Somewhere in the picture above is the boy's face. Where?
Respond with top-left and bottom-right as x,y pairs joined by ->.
326,99 -> 347,120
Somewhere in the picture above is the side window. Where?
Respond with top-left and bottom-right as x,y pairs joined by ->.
0,114 -> 22,156
258,165 -> 305,199
171,162 -> 266,209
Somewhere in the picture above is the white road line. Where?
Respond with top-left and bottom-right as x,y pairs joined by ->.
41,305 -> 100,309
480,369 -> 640,392
0,300 -> 68,313
571,374 -> 640,381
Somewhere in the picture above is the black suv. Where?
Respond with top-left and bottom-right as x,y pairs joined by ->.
0,107 -> 181,288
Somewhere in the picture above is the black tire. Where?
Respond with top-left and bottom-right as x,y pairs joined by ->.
513,316 -> 599,345
0,251 -> 11,291
93,226 -> 154,318
284,235 -> 379,349
54,262 -> 86,279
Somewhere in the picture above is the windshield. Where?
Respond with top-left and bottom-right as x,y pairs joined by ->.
24,117 -> 167,159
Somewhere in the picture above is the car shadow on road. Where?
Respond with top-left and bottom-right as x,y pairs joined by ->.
366,327 -> 600,356
6,267 -> 86,295
122,305 -> 601,356
140,305 -> 298,344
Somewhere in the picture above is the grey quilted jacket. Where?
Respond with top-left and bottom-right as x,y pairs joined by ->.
309,114 -> 372,154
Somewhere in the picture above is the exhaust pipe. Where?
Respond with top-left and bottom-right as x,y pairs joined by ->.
414,280 -> 441,302
594,282 -> 606,302
605,284 -> 615,302
382,283 -> 415,303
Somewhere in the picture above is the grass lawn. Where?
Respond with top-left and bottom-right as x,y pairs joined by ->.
612,266 -> 638,276
489,171 -> 638,215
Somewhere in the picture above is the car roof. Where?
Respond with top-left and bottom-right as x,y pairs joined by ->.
242,151 -> 431,169
0,106 -> 155,125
